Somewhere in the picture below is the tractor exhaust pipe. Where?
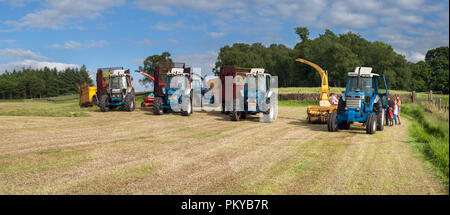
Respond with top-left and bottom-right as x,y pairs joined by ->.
356,67 -> 361,92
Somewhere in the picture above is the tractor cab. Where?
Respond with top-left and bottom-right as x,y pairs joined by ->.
108,70 -> 132,103
244,68 -> 272,112
329,67 -> 389,134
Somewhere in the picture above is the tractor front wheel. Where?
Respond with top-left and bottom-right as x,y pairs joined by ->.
366,114 -> 377,134
124,94 -> 136,112
181,97 -> 192,116
99,95 -> 110,112
327,112 -> 338,132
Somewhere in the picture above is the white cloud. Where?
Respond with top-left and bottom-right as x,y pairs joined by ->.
207,32 -> 226,38
87,40 -> 109,48
151,21 -> 185,31
0,60 -> 79,72
0,48 -> 46,60
168,39 -> 178,43
5,0 -> 124,30
52,40 -> 109,50
52,40 -> 82,50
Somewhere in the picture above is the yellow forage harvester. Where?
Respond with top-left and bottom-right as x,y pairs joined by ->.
295,58 -> 337,124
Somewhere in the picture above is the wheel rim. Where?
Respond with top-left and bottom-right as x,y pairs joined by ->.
381,110 -> 384,126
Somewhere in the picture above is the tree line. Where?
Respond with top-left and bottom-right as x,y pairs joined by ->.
214,27 -> 449,93
0,66 -> 92,99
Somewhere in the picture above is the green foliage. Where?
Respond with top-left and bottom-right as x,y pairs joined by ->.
138,52 -> 172,86
295,27 -> 309,42
215,27 -> 449,93
402,103 -> 449,182
0,65 -> 92,99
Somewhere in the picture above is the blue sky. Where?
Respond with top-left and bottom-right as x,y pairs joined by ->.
0,0 -> 448,91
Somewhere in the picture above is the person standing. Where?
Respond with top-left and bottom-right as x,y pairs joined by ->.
393,100 -> 399,126
396,96 -> 402,125
329,93 -> 339,106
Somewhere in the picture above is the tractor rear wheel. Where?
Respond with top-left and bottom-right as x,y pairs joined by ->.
124,94 -> 136,112
327,112 -> 338,132
99,95 -> 110,112
153,97 -> 162,115
366,114 -> 377,134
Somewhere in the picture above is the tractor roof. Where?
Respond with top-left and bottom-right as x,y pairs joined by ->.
348,67 -> 379,77
110,69 -> 129,76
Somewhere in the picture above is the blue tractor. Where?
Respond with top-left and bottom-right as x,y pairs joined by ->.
328,67 -> 389,134
153,63 -> 193,116
219,67 -> 277,123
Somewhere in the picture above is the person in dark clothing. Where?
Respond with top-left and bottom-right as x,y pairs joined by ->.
385,97 -> 395,126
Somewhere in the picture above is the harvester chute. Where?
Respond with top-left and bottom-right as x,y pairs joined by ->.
295,58 -> 337,123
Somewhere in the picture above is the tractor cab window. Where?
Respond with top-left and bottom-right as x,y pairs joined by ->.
110,76 -> 127,89
376,76 -> 387,95
168,75 -> 186,89
257,75 -> 266,92
347,77 -> 371,94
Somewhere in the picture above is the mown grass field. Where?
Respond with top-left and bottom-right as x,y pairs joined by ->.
0,96 -> 448,194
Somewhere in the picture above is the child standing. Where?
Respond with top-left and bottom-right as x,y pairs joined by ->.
388,107 -> 394,126
393,101 -> 399,125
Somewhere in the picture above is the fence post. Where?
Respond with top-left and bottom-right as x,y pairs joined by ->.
412,91 -> 416,103
438,98 -> 442,110
428,90 -> 433,103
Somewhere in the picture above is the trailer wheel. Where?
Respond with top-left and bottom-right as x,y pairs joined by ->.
377,108 -> 385,131
327,112 -> 338,132
366,114 -> 377,134
230,110 -> 240,121
153,97 -> 162,115
124,94 -> 135,112
99,95 -> 110,112
181,97 -> 192,116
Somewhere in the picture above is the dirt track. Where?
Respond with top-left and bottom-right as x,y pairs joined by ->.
0,106 -> 446,194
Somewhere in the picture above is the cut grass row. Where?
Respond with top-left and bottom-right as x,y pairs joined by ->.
402,103 -> 449,187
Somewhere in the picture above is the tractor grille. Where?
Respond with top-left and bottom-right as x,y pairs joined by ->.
346,98 -> 361,109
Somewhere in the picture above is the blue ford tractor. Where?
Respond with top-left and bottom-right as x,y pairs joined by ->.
153,63 -> 193,116
219,67 -> 278,123
328,67 -> 389,134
